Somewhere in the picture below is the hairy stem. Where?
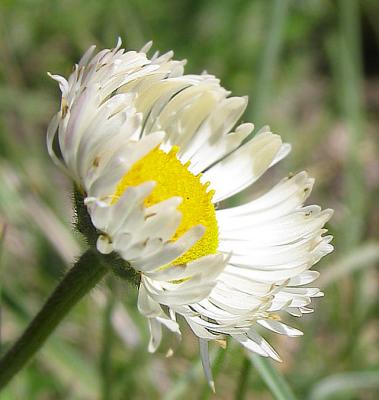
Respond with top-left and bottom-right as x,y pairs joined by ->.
0,248 -> 109,390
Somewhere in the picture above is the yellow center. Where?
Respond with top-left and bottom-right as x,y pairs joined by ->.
112,146 -> 219,265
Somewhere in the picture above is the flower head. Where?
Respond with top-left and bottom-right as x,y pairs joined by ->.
47,39 -> 333,388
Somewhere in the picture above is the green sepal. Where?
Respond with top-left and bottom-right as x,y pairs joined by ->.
73,187 -> 140,286
102,252 -> 140,287
73,187 -> 98,247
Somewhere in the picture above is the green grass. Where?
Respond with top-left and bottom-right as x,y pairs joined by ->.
0,0 -> 378,399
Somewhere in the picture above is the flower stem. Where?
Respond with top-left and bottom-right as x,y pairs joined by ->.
0,248 -> 109,390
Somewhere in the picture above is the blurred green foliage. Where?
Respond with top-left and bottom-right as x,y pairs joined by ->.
0,0 -> 378,399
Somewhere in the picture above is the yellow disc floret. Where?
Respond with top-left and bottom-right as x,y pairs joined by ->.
112,146 -> 219,265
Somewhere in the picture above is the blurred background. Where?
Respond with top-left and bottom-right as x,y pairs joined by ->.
0,0 -> 378,399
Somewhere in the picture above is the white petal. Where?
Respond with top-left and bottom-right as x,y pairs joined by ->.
138,284 -> 163,317
247,329 -> 281,361
143,275 -> 215,306
145,253 -> 226,281
46,113 -> 69,175
257,320 -> 303,337
188,122 -> 254,175
204,131 -> 284,202
87,131 -> 165,198
131,225 -> 205,271
233,334 -> 270,358
217,171 -> 315,220
199,340 -> 215,393
96,234 -> 113,254
148,318 -> 162,353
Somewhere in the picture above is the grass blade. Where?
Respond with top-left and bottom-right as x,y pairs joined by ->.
0,224 -> 6,352
250,354 -> 297,400
318,242 -> 379,288
235,355 -> 252,400
249,0 -> 289,128
308,370 -> 379,400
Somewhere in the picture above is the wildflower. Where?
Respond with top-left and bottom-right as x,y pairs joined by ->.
47,40 -> 333,388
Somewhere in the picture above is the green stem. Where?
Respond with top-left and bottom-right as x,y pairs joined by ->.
0,248 -> 109,390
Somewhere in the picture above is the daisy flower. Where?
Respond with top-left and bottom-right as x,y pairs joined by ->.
47,39 -> 333,388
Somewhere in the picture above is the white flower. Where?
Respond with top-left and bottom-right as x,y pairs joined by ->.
47,40 -> 333,388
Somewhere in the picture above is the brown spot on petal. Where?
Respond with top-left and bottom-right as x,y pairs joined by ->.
61,98 -> 69,118
93,156 -> 100,167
